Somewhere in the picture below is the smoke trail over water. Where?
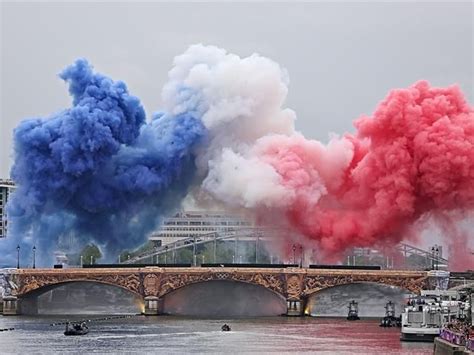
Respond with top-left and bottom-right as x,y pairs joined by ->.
3,45 -> 474,270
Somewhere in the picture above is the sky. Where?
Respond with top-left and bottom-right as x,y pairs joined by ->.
1,1 -> 472,178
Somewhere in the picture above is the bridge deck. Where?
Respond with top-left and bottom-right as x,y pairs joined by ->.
13,267 -> 428,277
8,267 -> 431,303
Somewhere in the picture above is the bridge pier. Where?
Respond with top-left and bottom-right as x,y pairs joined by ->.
19,297 -> 39,315
286,299 -> 304,317
143,296 -> 163,316
2,296 -> 19,316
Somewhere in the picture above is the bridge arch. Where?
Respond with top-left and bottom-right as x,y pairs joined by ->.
15,271 -> 142,298
18,280 -> 144,315
304,281 -> 413,317
303,280 -> 415,299
301,273 -> 428,298
160,279 -> 287,316
150,271 -> 287,299
19,279 -> 143,299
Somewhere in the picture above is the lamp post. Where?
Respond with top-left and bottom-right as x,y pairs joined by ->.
32,245 -> 36,269
431,246 -> 434,269
165,246 -> 168,265
192,236 -> 197,266
255,235 -> 259,264
292,244 -> 296,265
299,245 -> 303,268
431,246 -> 440,270
213,234 -> 217,263
16,245 -> 20,269
80,255 -> 83,267
234,237 -> 238,263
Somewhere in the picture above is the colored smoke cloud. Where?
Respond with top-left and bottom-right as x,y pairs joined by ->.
3,45 -> 474,270
4,58 -> 205,265
204,79 -> 474,269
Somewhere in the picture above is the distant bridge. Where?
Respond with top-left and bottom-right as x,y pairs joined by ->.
1,266 -> 435,316
121,228 -> 449,269
122,228 -> 268,265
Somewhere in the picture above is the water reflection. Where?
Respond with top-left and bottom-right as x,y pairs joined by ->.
0,316 -> 433,354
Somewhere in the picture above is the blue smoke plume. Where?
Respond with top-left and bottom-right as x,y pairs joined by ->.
2,59 -> 206,267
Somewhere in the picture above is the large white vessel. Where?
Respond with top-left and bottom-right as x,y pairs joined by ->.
400,290 -> 463,342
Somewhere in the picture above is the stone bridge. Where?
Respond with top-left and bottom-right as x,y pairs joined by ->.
3,267 -> 431,316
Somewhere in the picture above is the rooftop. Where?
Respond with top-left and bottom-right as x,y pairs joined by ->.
0,179 -> 15,188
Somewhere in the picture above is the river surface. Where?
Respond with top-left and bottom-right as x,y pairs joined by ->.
0,315 -> 433,354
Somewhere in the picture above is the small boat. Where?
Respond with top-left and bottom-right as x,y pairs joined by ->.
221,324 -> 231,332
380,301 -> 401,327
64,322 -> 89,336
347,300 -> 360,321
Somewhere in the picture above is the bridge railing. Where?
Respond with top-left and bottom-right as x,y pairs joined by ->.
395,243 -> 449,269
120,232 -> 449,270
121,228 -> 277,264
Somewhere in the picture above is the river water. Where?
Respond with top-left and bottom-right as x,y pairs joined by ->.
0,316 -> 433,354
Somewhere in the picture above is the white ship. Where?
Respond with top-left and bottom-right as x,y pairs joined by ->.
400,290 -> 463,342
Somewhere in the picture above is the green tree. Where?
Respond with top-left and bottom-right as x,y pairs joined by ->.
80,244 -> 102,265
119,250 -> 132,263
176,248 -> 193,264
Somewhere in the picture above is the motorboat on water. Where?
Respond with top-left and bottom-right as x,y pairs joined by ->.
64,322 -> 89,336
380,301 -> 401,327
400,290 -> 465,342
347,300 -> 360,321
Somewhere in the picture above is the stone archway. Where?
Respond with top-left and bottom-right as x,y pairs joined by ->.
142,271 -> 287,299
301,273 -> 429,297
160,279 -> 287,317
19,280 -> 144,315
304,282 -> 413,317
14,271 -> 142,297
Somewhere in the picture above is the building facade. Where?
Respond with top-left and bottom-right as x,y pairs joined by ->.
0,179 -> 15,239
149,211 -> 254,246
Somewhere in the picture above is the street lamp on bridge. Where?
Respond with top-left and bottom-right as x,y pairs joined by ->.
193,236 -> 197,267
16,245 -> 20,269
292,244 -> 296,265
431,246 -> 440,270
299,245 -> 303,268
32,245 -> 36,269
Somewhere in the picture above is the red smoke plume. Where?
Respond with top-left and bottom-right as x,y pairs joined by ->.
258,81 -> 474,269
